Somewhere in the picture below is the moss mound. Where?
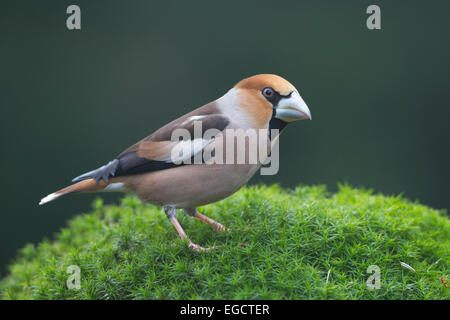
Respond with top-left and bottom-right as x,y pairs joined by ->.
1,185 -> 448,299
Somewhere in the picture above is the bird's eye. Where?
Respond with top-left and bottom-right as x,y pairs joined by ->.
262,87 -> 274,98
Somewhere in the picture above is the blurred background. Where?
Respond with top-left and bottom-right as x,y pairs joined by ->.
1,0 -> 449,274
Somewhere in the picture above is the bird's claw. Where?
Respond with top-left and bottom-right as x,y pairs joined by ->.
188,241 -> 216,252
211,221 -> 231,233
194,212 -> 231,233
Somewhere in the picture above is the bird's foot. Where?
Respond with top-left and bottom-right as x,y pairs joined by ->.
188,241 -> 216,252
194,212 -> 231,233
167,212 -> 217,252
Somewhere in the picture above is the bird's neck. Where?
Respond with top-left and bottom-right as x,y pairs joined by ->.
268,117 -> 288,140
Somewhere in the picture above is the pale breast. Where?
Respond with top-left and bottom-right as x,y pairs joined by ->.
122,163 -> 260,208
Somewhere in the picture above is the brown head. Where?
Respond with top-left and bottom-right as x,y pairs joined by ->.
233,74 -> 311,128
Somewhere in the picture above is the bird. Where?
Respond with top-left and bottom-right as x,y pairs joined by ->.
39,74 -> 311,251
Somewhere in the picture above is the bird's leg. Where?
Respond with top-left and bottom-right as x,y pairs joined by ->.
194,212 -> 232,232
184,208 -> 231,232
164,206 -> 214,252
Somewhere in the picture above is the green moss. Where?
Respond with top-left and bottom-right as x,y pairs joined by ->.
1,184 -> 449,299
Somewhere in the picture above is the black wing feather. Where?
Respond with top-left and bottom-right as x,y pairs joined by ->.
71,113 -> 229,184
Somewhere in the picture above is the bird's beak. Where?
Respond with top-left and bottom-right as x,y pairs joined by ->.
275,91 -> 311,122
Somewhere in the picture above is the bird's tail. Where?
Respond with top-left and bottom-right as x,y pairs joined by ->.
39,179 -> 108,205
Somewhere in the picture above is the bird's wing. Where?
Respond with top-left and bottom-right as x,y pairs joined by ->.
72,111 -> 230,183
116,113 -> 230,173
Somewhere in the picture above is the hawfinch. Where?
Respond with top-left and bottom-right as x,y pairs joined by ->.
39,74 -> 311,251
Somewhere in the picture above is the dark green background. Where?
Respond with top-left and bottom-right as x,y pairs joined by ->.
1,1 -> 449,274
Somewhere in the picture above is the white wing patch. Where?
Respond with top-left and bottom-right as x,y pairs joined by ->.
181,115 -> 206,125
148,138 -> 213,164
168,138 -> 212,164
